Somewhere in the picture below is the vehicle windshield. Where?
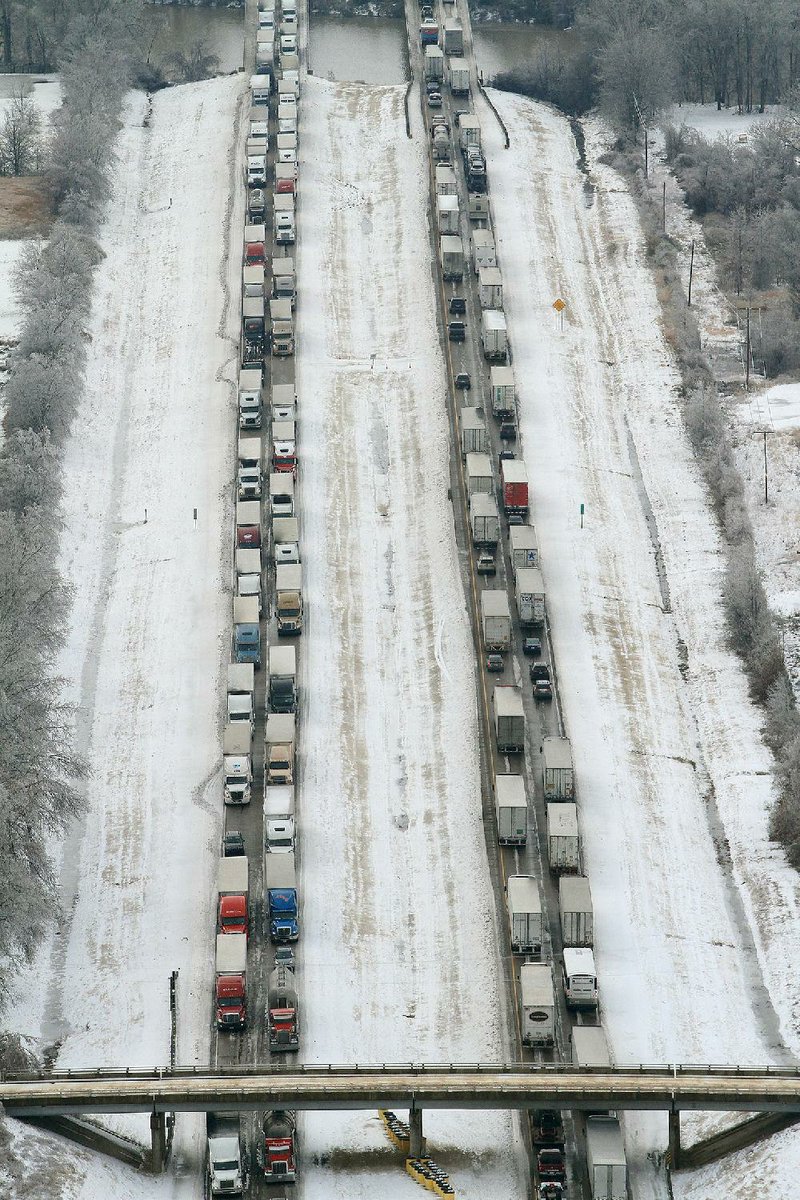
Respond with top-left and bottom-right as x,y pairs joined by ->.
214,1159 -> 239,1172
225,776 -> 243,788
271,837 -> 292,848
218,996 -> 242,1008
221,915 -> 244,927
280,605 -> 300,617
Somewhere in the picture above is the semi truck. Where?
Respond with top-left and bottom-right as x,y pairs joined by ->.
424,43 -> 445,80
275,562 -> 303,634
235,548 -> 262,611
506,874 -> 543,955
478,265 -> 503,309
501,458 -> 529,515
215,932 -> 247,1029
272,381 -> 297,420
468,192 -> 489,224
242,296 -> 265,365
217,855 -> 249,938
243,263 -> 265,298
490,365 -> 515,416
543,736 -> 574,799
559,875 -> 594,947
207,1113 -> 245,1195
509,522 -> 538,572
492,685 -> 525,753
265,713 -> 295,785
515,567 -> 545,627
448,56 -> 470,94
481,309 -> 508,361
585,1116 -> 627,1200
223,723 -> 252,805
264,784 -> 295,854
520,962 -> 555,1047
268,644 -> 297,712
236,499 -> 261,550
233,595 -> 261,669
495,772 -> 527,845
469,492 -> 500,546
261,1111 -> 296,1181
269,297 -> 294,355
265,851 -> 299,941
440,234 -> 464,282
465,451 -> 493,498
480,590 -> 511,652
460,408 -> 488,457
272,514 -> 300,563
437,194 -> 459,233
270,472 -> 294,517
238,366 -> 262,430
272,256 -> 296,305
546,802 -> 580,873
459,114 -> 481,151
268,965 -> 299,1052
435,164 -> 457,196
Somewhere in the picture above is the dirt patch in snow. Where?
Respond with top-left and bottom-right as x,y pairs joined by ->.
0,177 -> 53,239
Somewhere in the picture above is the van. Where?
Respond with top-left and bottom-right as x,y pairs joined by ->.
247,156 -> 267,188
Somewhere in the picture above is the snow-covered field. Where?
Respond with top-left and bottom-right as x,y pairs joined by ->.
6,75 -> 245,1194
665,101 -> 782,141
483,89 -> 800,1196
295,76 -> 526,1199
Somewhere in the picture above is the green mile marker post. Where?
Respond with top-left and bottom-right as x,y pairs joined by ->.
580,502 -> 585,529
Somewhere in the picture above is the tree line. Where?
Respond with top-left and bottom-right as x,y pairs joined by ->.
0,0 -> 148,1015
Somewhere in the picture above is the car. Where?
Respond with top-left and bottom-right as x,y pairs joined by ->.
531,663 -> 553,701
476,551 -> 496,575
421,3 -> 434,16
508,512 -> 524,526
427,91 -> 443,108
499,448 -> 515,462
274,945 -> 295,968
248,189 -> 266,220
222,831 -> 246,857
536,1147 -> 566,1182
449,296 -> 466,314
455,372 -> 471,389
500,420 -> 517,441
523,637 -> 542,657
486,653 -> 504,672
538,1183 -> 565,1200
448,320 -> 466,342
425,79 -> 440,95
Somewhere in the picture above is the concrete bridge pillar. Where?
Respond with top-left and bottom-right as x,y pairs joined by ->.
668,1109 -> 681,1170
150,1110 -> 167,1174
409,1104 -> 426,1158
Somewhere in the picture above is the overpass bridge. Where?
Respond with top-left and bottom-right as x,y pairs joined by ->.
6,1060 -> 800,1171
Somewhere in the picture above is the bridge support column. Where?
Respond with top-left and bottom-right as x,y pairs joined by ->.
409,1104 -> 426,1158
668,1109 -> 681,1171
150,1110 -> 167,1174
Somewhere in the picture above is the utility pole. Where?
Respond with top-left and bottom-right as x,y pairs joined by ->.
755,429 -> 776,504
662,180 -> 666,232
745,306 -> 751,388
688,240 -> 695,307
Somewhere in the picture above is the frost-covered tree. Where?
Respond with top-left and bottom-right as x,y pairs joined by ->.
0,430 -> 61,514
0,89 -> 42,176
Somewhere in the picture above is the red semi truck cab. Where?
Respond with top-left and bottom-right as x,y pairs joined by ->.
262,1111 -> 296,1180
218,893 -> 248,938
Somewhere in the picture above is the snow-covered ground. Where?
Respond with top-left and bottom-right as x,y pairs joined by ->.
665,101 -> 782,141
483,89 -> 800,1197
295,76 -> 527,1199
0,73 -> 62,123
6,74 -> 245,1194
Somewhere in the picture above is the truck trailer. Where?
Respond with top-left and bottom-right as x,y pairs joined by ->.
585,1117 -> 627,1200
515,567 -> 545,627
509,522 -> 539,573
480,590 -> 511,652
520,962 -> 555,1047
469,492 -> 500,546
507,874 -> 543,955
492,685 -> 525,753
543,736 -> 574,799
460,407 -> 488,456
559,875 -> 594,947
495,772 -> 527,845
440,234 -> 464,282
465,451 -> 493,498
546,802 -> 580,873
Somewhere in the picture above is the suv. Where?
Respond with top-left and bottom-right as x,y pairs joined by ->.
500,419 -> 517,440
427,91 -> 443,108
449,296 -> 466,314
222,831 -> 246,857
531,663 -> 552,701
448,320 -> 466,342
476,552 -> 496,575
455,372 -> 471,390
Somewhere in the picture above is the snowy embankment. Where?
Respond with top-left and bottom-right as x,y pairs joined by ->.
482,90 -> 799,1197
295,76 -> 526,1199
6,75 -> 244,1194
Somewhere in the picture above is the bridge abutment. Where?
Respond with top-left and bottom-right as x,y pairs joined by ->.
409,1104 -> 426,1158
150,1110 -> 167,1173
668,1109 -> 681,1170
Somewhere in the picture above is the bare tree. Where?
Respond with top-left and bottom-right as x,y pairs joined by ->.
168,38 -> 220,84
0,88 -> 42,176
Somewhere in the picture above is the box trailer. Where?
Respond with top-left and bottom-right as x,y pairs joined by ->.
495,773 -> 527,846
572,1024 -> 612,1069
481,309 -> 507,362
478,266 -> 503,309
520,963 -> 555,1047
443,17 -> 463,53
509,522 -> 539,573
559,875 -> 594,947
489,365 -> 515,416
469,492 -> 500,546
502,459 -> 529,515
459,114 -> 481,151
492,685 -> 525,754
440,234 -> 464,282
515,567 -> 545,627
472,227 -> 496,272
546,802 -> 580,873
435,164 -> 458,197
586,1117 -> 627,1200
507,874 -> 543,955
469,193 -> 489,224
542,736 -> 574,800
465,452 -> 492,498
437,194 -> 459,234
480,590 -> 511,652
460,408 -> 488,456
424,43 -> 445,80
448,57 -> 470,95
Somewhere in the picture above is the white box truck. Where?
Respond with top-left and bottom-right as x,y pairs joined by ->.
543,736 -> 574,800
443,17 -> 463,53
424,43 -> 445,80
515,567 -> 546,627
546,802 -> 580,873
559,875 -> 594,947
480,590 -> 511,652
460,408 -> 488,456
507,875 -> 543,955
435,164 -> 458,196
465,452 -> 493,498
490,365 -> 515,416
586,1117 -> 627,1200
520,962 -> 555,1047
495,772 -> 527,845
481,309 -> 508,361
440,234 -> 464,282
448,57 -> 470,94
459,114 -> 481,151
478,265 -> 503,309
437,194 -> 459,234
509,522 -> 539,573
472,227 -> 496,272
492,686 -> 525,753
469,492 -> 499,546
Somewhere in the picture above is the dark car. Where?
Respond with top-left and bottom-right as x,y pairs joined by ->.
274,945 -> 295,969
427,91 -> 443,108
531,663 -> 553,700
455,372 -> 471,390
486,653 -> 504,672
421,4 -> 434,17
508,512 -> 524,526
523,637 -> 542,657
222,831 -> 246,857
425,78 -> 440,95
449,296 -> 466,314
499,448 -> 515,462
448,320 -> 466,342
500,419 -> 517,441
476,551 -> 496,575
